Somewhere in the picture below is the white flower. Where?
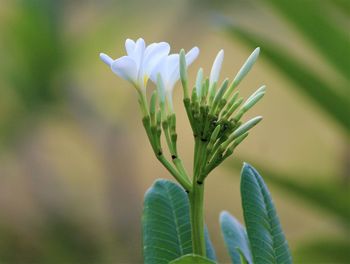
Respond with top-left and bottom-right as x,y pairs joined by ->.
150,47 -> 199,107
100,38 -> 170,90
209,49 -> 224,89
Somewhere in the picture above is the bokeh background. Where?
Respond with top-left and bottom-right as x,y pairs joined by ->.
0,0 -> 349,263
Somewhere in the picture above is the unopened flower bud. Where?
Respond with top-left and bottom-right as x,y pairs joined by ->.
209,49 -> 224,95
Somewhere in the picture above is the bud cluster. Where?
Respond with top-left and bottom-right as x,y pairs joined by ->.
180,48 -> 264,185
100,38 -> 264,192
101,39 -> 266,257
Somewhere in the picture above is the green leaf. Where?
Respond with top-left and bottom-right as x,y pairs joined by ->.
229,158 -> 350,228
204,226 -> 217,261
143,179 -> 192,264
169,254 -> 216,264
143,179 -> 217,263
220,211 -> 252,264
241,163 -> 292,264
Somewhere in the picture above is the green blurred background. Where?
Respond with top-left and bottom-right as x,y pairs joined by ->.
0,0 -> 349,263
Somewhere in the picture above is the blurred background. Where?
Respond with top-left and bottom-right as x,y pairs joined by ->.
0,0 -> 349,263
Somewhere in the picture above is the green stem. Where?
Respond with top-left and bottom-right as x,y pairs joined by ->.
138,89 -> 149,117
190,140 -> 207,257
190,181 -> 206,256
157,153 -> 191,191
173,158 -> 189,180
142,116 -> 191,192
193,139 -> 200,177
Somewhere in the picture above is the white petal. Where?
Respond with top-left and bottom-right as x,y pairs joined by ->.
166,54 -> 180,79
151,47 -> 199,94
185,46 -> 200,66
100,53 -> 113,66
133,38 -> 145,70
125,39 -> 135,56
165,54 -> 180,90
149,57 -> 165,83
209,49 -> 224,87
150,54 -> 176,85
111,56 -> 138,83
144,42 -> 170,61
143,42 -> 170,77
168,47 -> 199,91
143,42 -> 158,60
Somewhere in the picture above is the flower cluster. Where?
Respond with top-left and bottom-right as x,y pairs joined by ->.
100,38 -> 198,116
100,38 -> 264,192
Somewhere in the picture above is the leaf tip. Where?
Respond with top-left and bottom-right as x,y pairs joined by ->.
241,162 -> 257,183
219,210 -> 230,222
242,162 -> 253,171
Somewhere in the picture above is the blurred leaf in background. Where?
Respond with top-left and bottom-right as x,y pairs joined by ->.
0,1 -> 102,263
0,0 -> 141,263
0,0 -> 65,146
222,0 -> 350,261
0,0 -> 349,262
226,0 -> 350,132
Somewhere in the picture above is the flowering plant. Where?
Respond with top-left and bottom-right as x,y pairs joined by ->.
100,38 -> 292,264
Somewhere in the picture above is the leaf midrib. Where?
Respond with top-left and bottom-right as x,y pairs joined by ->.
165,184 -> 186,256
255,172 -> 279,264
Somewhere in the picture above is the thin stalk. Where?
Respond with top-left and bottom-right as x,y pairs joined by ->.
173,158 -> 189,181
156,153 -> 191,191
138,89 -> 149,117
143,114 -> 191,191
162,115 -> 191,184
163,121 -> 175,155
189,140 -> 207,257
189,181 -> 205,256
193,138 -> 199,177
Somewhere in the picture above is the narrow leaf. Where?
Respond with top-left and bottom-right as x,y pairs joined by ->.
220,211 -> 252,264
241,163 -> 292,264
143,179 -> 192,264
